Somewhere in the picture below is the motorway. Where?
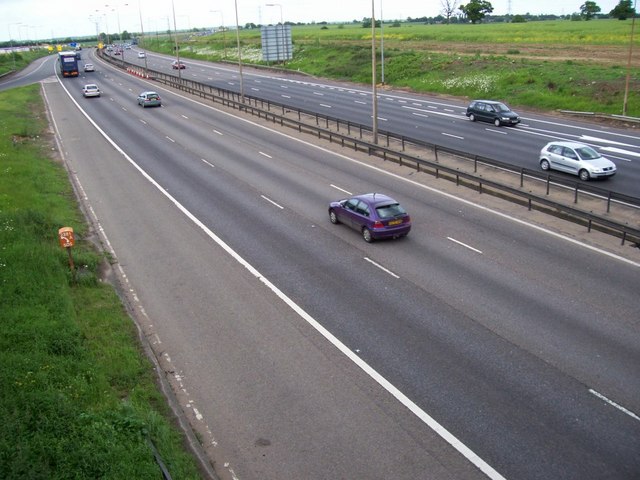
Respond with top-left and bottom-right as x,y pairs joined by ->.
113,47 -> 640,197
4,51 -> 640,479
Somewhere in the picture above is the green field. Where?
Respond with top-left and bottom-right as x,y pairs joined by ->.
148,19 -> 639,116
0,85 -> 202,479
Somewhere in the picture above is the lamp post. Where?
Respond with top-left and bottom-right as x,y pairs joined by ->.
371,0 -> 378,144
171,0 -> 182,79
210,10 -> 227,59
8,22 -> 21,71
234,0 -> 244,102
622,0 -> 637,117
380,0 -> 385,84
265,3 -> 286,64
137,0 -> 148,73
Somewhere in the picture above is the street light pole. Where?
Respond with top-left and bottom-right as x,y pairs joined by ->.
8,22 -> 21,71
380,0 -> 385,84
622,0 -> 637,116
137,0 -> 148,73
234,0 -> 244,102
371,0 -> 378,144
171,0 -> 181,79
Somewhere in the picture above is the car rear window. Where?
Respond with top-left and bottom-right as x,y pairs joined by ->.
376,203 -> 406,219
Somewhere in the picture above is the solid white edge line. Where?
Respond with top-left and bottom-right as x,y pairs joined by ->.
52,67 -> 508,480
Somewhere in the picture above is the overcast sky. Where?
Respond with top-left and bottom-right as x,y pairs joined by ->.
1,0 -> 624,42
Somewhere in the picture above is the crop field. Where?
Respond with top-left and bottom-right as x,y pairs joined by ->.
156,18 -> 639,116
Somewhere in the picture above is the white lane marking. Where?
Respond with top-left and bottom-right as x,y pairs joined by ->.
201,159 -> 215,168
412,112 -> 429,118
251,87 -> 260,91
166,136 -> 175,143
448,237 -> 483,254
181,114 -> 189,119
330,184 -> 352,195
280,85 -> 288,88
320,104 -> 332,108
259,151 -> 272,158
139,119 -> 147,125
600,147 -> 637,159
121,107 -> 127,111
213,129 -> 223,135
442,132 -> 464,140
281,94 -> 291,99
580,135 -> 639,148
313,91 -> 324,96
261,195 -> 284,209
402,105 -> 462,120
486,129 -> 508,135
364,257 -> 400,279
589,389 -> 640,422
57,76 -> 510,480
355,100 -> 367,105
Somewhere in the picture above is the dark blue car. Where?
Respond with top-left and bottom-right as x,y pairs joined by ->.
329,193 -> 411,243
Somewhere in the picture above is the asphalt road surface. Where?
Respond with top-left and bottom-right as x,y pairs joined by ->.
8,50 -> 640,480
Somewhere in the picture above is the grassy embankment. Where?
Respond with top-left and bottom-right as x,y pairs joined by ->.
0,49 -> 51,76
0,84 -> 202,478
146,19 -> 639,116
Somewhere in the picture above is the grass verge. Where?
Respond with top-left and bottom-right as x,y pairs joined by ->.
0,84 -> 203,479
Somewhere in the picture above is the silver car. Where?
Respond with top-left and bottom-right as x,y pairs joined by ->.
539,141 -> 616,181
82,84 -> 100,98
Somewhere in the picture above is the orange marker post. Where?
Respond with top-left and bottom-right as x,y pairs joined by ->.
58,227 -> 76,281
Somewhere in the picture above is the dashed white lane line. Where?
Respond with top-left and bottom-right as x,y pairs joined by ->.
364,257 -> 400,278
442,132 -> 464,140
261,194 -> 284,209
589,389 -> 640,422
448,237 -> 483,254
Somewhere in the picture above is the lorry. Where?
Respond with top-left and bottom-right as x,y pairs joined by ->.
58,51 -> 79,77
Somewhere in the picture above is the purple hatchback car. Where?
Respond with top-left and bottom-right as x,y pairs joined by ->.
329,193 -> 411,243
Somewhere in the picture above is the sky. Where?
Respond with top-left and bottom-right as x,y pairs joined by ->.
0,0 -> 625,43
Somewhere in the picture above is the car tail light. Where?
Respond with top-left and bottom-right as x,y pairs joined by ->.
373,221 -> 384,229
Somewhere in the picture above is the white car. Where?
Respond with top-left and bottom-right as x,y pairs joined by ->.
83,63 -> 95,72
82,84 -> 100,98
137,51 -> 146,58
539,141 -> 616,181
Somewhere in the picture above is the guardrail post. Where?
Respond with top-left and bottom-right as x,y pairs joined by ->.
607,192 -> 612,213
520,169 -> 524,188
574,184 -> 579,204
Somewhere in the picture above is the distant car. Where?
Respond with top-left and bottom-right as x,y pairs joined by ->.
172,60 -> 186,69
466,100 -> 520,127
329,193 -> 411,243
83,63 -> 95,72
137,51 -> 146,58
82,84 -> 100,98
125,44 -> 132,49
137,91 -> 162,108
539,141 -> 616,181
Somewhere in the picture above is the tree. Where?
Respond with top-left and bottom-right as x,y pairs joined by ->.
580,1 -> 601,20
459,0 -> 494,24
610,0 -> 636,20
441,0 -> 460,24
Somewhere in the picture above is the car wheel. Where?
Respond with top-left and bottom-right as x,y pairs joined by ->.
540,159 -> 550,171
579,169 -> 591,181
469,114 -> 476,122
362,227 -> 373,243
329,210 -> 340,224
494,118 -> 501,127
